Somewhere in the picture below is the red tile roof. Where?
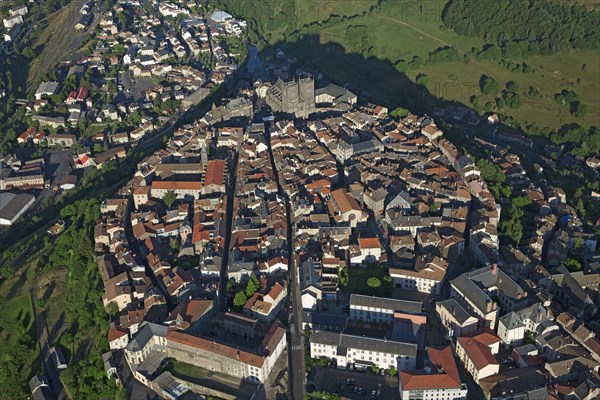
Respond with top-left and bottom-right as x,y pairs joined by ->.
76,87 -> 88,101
204,159 -> 225,186
183,299 -> 213,322
266,282 -> 284,301
166,330 -> 266,367
359,237 -> 381,249
400,346 -> 463,390
457,334 -> 500,370
331,189 -> 361,213
151,181 -> 202,191
107,325 -> 129,342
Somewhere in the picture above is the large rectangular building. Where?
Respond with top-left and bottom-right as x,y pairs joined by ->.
310,330 -> 417,371
0,192 -> 35,225
125,321 -> 286,386
349,294 -> 423,325
150,180 -> 202,200
435,299 -> 479,339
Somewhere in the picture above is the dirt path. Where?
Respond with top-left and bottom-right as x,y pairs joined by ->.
385,17 -> 466,55
27,0 -> 88,90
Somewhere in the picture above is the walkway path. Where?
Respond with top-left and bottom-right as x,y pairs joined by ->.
385,17 -> 466,55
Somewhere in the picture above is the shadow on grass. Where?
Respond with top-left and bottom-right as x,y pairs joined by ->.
257,34 -> 471,118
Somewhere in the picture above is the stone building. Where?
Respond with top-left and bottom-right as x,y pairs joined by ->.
266,76 -> 315,118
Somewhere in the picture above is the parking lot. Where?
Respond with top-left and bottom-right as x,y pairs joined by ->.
118,71 -> 155,102
313,366 -> 399,400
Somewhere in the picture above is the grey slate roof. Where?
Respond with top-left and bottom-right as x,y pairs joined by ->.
352,139 -> 379,154
0,192 -> 35,222
312,330 -> 417,357
311,330 -> 340,347
302,311 -> 348,331
450,273 -> 491,314
499,311 -> 524,329
126,322 -> 168,353
451,266 -> 526,314
466,266 -> 525,300
350,294 -> 422,314
436,299 -> 474,324
315,84 -> 347,99
514,302 -> 548,326
556,265 -> 594,306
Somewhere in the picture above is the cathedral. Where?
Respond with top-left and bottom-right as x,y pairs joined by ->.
265,76 -> 316,118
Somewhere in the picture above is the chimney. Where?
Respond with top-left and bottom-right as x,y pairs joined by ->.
236,350 -> 240,360
492,264 -> 497,276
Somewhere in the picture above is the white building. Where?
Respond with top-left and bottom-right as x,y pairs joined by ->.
108,325 -> 130,350
456,333 -> 501,383
310,330 -> 417,371
301,285 -> 322,310
390,256 -> 448,295
243,283 -> 287,323
125,321 -> 286,386
3,15 -> 23,29
436,299 -> 479,338
349,294 -> 422,325
34,81 -> 60,100
399,346 -> 467,400
497,311 -> 525,348
514,302 -> 551,333
9,6 -> 28,17
150,181 -> 202,199
350,237 -> 382,265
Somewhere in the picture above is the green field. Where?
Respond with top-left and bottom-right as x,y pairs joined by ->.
317,0 -> 599,129
0,295 -> 35,334
0,293 -> 41,397
408,50 -> 600,129
223,0 -> 600,131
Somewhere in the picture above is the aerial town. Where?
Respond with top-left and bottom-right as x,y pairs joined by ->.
1,1 -> 599,400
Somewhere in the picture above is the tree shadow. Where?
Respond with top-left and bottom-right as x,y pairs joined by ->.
6,272 -> 29,299
48,311 -> 66,346
42,280 -> 56,301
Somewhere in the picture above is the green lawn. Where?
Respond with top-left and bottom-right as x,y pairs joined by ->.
315,0 -> 600,130
343,265 -> 392,297
413,50 -> 600,129
164,358 -> 210,380
240,0 -> 600,131
0,295 -> 35,334
319,0 -> 484,61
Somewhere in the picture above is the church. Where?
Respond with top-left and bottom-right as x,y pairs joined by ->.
265,76 -> 316,118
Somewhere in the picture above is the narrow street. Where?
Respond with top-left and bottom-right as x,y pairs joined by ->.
217,143 -> 241,312
265,123 -> 306,399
